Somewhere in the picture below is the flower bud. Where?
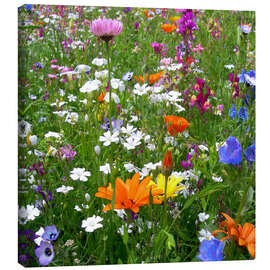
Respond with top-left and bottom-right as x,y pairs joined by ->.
94,145 -> 101,155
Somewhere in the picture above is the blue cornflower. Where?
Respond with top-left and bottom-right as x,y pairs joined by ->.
197,238 -> 224,261
238,69 -> 256,86
35,62 -> 43,69
218,136 -> 242,165
35,241 -> 55,266
122,72 -> 133,81
244,143 -> 255,164
26,4 -> 33,11
42,225 -> 59,241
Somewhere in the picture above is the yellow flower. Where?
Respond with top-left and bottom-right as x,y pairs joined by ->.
148,173 -> 185,201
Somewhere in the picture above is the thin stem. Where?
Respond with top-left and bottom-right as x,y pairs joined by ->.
105,41 -> 112,134
163,173 -> 169,226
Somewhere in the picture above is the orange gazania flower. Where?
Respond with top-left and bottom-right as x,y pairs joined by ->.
212,213 -> 256,258
95,172 -> 163,213
97,91 -> 105,102
161,23 -> 176,33
164,115 -> 189,136
134,72 -> 163,85
163,151 -> 173,171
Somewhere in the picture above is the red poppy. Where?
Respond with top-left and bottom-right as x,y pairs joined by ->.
164,115 -> 189,136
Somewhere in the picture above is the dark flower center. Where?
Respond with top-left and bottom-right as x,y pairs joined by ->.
49,233 -> 56,239
45,247 -> 52,256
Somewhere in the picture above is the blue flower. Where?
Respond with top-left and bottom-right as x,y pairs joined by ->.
218,136 -> 242,165
42,225 -> 59,241
244,143 -> 255,164
230,104 -> 248,121
197,238 -> 224,261
35,241 -> 55,266
122,72 -> 133,81
26,4 -> 32,11
237,107 -> 248,121
230,104 -> 237,118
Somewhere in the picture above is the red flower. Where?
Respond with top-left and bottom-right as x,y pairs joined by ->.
164,115 -> 189,136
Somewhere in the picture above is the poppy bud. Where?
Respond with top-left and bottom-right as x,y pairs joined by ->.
162,151 -> 173,172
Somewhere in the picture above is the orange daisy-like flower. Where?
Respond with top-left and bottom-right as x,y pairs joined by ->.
164,115 -> 189,136
134,71 -> 163,85
169,16 -> 180,24
95,172 -> 163,213
212,213 -> 256,258
161,23 -> 176,33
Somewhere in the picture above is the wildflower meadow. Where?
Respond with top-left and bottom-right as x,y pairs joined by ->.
18,4 -> 256,267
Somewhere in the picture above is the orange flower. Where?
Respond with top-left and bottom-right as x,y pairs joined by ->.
164,115 -> 189,136
95,172 -> 163,213
97,91 -> 105,102
212,213 -> 256,258
161,23 -> 176,33
169,16 -> 180,24
163,151 -> 173,171
134,72 -> 163,85
144,9 -> 155,18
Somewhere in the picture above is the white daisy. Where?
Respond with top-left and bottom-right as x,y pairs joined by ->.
100,163 -> 111,174
82,215 -> 103,232
99,130 -> 119,146
198,212 -> 210,222
56,185 -> 74,194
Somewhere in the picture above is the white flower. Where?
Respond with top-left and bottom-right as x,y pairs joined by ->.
95,70 -> 108,80
74,205 -> 82,212
80,79 -> 101,93
100,163 -> 111,174
212,175 -> 223,182
67,94 -> 77,102
224,64 -> 235,70
133,83 -> 152,96
117,224 -> 133,235
94,145 -> 101,155
47,145 -> 58,156
114,209 -> 126,219
198,229 -> 214,242
85,193 -> 90,202
124,163 -> 138,173
53,110 -> 68,118
198,145 -> 209,152
122,136 -> 141,150
74,64 -> 91,74
18,120 -> 32,138
99,130 -> 119,146
70,168 -> 91,182
244,74 -> 256,86
121,124 -> 137,135
82,215 -> 103,232
130,115 -> 139,122
147,143 -> 156,151
28,135 -> 38,145
104,92 -> 120,104
56,185 -> 74,194
198,212 -> 210,222
80,99 -> 87,105
65,112 -> 79,125
92,58 -> 107,66
28,175 -> 35,184
34,227 -> 45,246
44,131 -> 63,139
18,205 -> 40,224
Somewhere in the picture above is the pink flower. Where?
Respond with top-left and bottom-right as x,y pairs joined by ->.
90,18 -> 123,42
47,74 -> 58,79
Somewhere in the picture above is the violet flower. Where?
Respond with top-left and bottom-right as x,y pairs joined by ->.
35,241 -> 55,266
59,144 -> 76,162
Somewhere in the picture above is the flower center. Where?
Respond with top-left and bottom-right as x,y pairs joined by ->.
45,247 -> 52,256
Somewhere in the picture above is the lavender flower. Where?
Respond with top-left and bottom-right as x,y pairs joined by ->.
35,241 -> 55,266
42,225 -> 59,241
59,144 -> 77,162
244,143 -> 255,164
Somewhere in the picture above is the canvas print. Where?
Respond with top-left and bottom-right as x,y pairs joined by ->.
18,4 -> 255,267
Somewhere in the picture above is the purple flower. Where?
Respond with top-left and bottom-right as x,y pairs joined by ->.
197,238 -> 224,261
18,253 -> 31,266
29,160 -> 45,175
90,18 -> 123,42
59,144 -> 77,162
134,21 -> 139,31
240,24 -> 252,34
244,143 -> 255,164
35,241 -> 55,266
218,136 -> 242,166
123,7 -> 131,13
151,42 -> 167,57
42,225 -> 59,241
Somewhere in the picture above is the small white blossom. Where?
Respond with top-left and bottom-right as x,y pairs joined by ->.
18,204 -> 41,224
99,131 -> 119,146
85,193 -> 90,202
94,145 -> 101,155
117,224 -> 133,235
198,229 -> 214,242
80,79 -> 101,93
70,168 -> 91,182
65,112 -> 79,125
104,92 -> 120,104
82,215 -> 103,232
44,131 -> 63,139
67,94 -> 77,102
100,163 -> 111,174
198,212 -> 210,222
34,227 -> 45,246
56,185 -> 74,194
92,58 -> 107,66
212,175 -> 223,182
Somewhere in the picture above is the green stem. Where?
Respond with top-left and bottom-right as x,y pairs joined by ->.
105,41 -> 112,134
163,173 -> 169,226
235,181 -> 251,225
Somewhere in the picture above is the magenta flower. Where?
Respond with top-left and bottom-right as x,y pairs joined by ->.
90,18 -> 123,42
